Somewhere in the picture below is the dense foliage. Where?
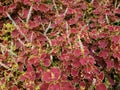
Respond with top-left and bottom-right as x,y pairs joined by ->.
0,0 -> 120,90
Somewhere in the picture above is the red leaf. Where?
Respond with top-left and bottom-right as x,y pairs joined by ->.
34,0 -> 40,2
70,28 -> 78,34
19,9 -> 29,19
96,83 -> 107,90
43,58 -> 51,67
41,53 -> 51,67
113,52 -> 120,59
9,4 -> 17,10
0,6 -> 4,14
40,83 -> 49,90
87,55 -> 95,64
67,8 -> 75,14
42,67 -> 61,82
38,4 -> 50,12
114,60 -> 120,70
106,60 -> 114,70
12,86 -> 19,90
22,68 -> 36,81
81,4 -> 87,10
55,15 -> 64,25
23,0 -> 31,5
98,72 -> 104,81
50,67 -> 61,81
29,56 -> 40,66
42,70 -> 51,82
30,48 -> 39,55
36,66 -> 44,79
80,58 -> 86,65
98,50 -> 108,59
19,75 -> 26,81
60,54 -> 70,61
20,28 -> 28,35
108,77 -> 115,86
71,68 -> 78,77
61,81 -> 75,90
93,7 -> 102,15
29,21 -> 36,29
80,81 -> 86,89
68,18 -> 77,25
98,40 -> 108,48
115,9 -> 120,14
18,63 -> 24,71
107,25 -> 114,31
73,49 -> 81,57
112,35 -> 120,44
33,4 -> 39,11
48,83 -> 61,90
26,64 -> 34,72
72,59 -> 81,68
38,34 -> 47,41
11,29 -> 19,38
51,39 -> 58,46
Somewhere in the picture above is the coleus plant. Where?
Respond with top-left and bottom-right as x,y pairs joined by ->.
0,0 -> 120,90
